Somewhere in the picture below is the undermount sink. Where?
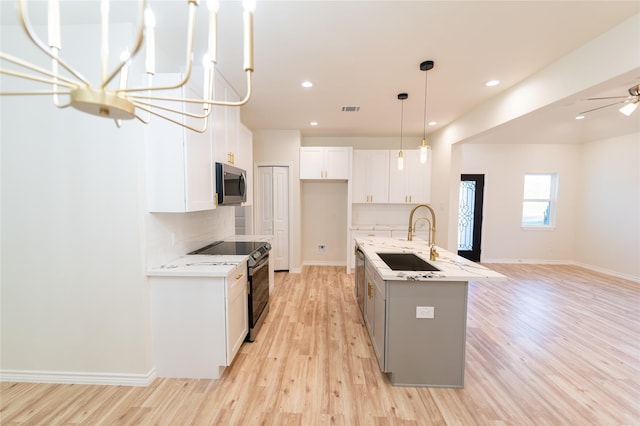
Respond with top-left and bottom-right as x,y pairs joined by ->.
377,252 -> 440,272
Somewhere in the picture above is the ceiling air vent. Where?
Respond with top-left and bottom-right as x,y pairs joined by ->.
341,106 -> 360,112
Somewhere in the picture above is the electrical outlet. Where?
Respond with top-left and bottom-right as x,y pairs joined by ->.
416,306 -> 435,319
317,244 -> 326,253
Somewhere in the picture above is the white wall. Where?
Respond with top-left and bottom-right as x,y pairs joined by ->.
458,143 -> 581,263
457,135 -> 639,280
301,181 -> 348,264
0,22 -> 236,383
576,134 -> 640,279
252,130 -> 302,272
429,14 -> 640,254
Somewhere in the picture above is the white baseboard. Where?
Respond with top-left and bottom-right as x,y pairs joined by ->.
482,258 -> 639,283
0,368 -> 157,387
571,261 -> 640,283
302,260 -> 347,267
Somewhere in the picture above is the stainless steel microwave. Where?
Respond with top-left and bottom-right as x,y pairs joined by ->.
215,162 -> 247,205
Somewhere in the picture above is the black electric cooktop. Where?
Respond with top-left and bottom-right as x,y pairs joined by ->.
188,241 -> 269,256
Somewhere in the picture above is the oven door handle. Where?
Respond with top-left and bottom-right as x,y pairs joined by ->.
251,255 -> 269,273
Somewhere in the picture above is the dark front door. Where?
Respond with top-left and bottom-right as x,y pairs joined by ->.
458,174 -> 485,262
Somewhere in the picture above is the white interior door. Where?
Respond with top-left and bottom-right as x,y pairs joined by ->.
256,166 -> 289,271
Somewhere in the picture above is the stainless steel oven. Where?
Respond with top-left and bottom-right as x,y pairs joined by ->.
247,249 -> 270,342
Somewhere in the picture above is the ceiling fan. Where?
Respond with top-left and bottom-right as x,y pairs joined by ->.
578,84 -> 640,117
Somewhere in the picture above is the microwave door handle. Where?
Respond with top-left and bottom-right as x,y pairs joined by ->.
239,172 -> 247,197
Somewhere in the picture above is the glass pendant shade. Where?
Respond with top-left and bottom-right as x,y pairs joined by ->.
397,150 -> 404,171
419,139 -> 428,163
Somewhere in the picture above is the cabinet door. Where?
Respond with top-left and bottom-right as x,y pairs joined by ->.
184,85 -> 216,211
145,72 -> 215,213
388,151 -> 407,203
238,123 -> 253,205
325,147 -> 350,179
373,272 -> 386,371
364,261 -> 376,340
352,150 -> 388,203
389,150 -> 430,204
404,150 -> 430,204
299,147 -> 325,179
225,86 -> 240,165
226,262 -> 248,364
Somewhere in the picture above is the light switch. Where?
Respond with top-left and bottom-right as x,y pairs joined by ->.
416,306 -> 435,319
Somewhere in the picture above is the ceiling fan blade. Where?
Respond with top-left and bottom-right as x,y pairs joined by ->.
584,95 -> 629,101
578,100 -> 625,115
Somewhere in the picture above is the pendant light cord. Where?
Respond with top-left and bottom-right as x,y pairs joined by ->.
422,71 -> 428,140
400,96 -> 404,151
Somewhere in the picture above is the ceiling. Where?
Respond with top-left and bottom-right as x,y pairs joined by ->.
2,0 -> 640,143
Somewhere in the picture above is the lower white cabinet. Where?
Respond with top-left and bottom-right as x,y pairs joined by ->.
149,261 -> 248,379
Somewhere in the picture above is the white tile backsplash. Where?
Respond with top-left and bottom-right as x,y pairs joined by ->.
145,206 -> 236,268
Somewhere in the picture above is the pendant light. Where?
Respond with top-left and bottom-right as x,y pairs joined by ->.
397,92 -> 408,171
419,60 -> 434,164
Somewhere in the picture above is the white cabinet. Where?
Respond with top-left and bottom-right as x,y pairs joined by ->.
300,147 -> 351,180
352,150 -> 389,203
388,150 -> 431,204
226,262 -> 249,363
237,123 -> 253,205
213,72 -> 241,166
149,261 -> 248,379
145,72 -> 215,213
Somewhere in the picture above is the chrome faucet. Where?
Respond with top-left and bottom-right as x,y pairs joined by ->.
408,203 -> 439,261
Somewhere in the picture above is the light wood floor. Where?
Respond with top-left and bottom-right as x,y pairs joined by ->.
2,264 -> 639,425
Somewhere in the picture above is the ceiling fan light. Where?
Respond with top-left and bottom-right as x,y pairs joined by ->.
619,102 -> 638,116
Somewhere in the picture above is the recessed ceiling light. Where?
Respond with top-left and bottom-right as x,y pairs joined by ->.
575,115 -> 585,120
428,121 -> 437,126
310,121 -> 318,126
485,80 -> 500,87
301,81 -> 313,88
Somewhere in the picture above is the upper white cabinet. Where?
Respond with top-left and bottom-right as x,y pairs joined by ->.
145,72 -> 216,213
237,123 -> 253,205
213,72 -> 241,166
352,150 -> 389,203
300,147 -> 351,180
388,150 -> 431,204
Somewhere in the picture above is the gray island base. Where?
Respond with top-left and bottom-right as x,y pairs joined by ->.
355,236 -> 506,388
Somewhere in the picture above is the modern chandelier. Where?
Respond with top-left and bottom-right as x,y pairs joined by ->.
0,0 -> 255,133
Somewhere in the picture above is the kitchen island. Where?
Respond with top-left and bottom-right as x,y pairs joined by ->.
355,236 -> 505,388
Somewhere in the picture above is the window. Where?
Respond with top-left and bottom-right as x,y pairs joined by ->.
522,173 -> 557,227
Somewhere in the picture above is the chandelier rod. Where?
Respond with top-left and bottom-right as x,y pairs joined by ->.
17,0 -> 90,86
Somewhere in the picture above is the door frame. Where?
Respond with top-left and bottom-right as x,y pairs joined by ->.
458,174 -> 485,262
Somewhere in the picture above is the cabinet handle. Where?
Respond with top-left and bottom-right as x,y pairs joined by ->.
367,282 -> 372,299
228,152 -> 235,164
247,282 -> 251,294
235,273 -> 244,280
409,195 -> 412,202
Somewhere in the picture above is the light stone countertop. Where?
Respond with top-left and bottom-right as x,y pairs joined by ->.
147,235 -> 273,278
355,236 -> 507,282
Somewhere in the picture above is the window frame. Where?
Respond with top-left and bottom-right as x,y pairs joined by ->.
521,173 -> 558,229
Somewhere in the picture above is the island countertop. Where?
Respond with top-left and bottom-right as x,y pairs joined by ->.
355,236 -> 506,282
